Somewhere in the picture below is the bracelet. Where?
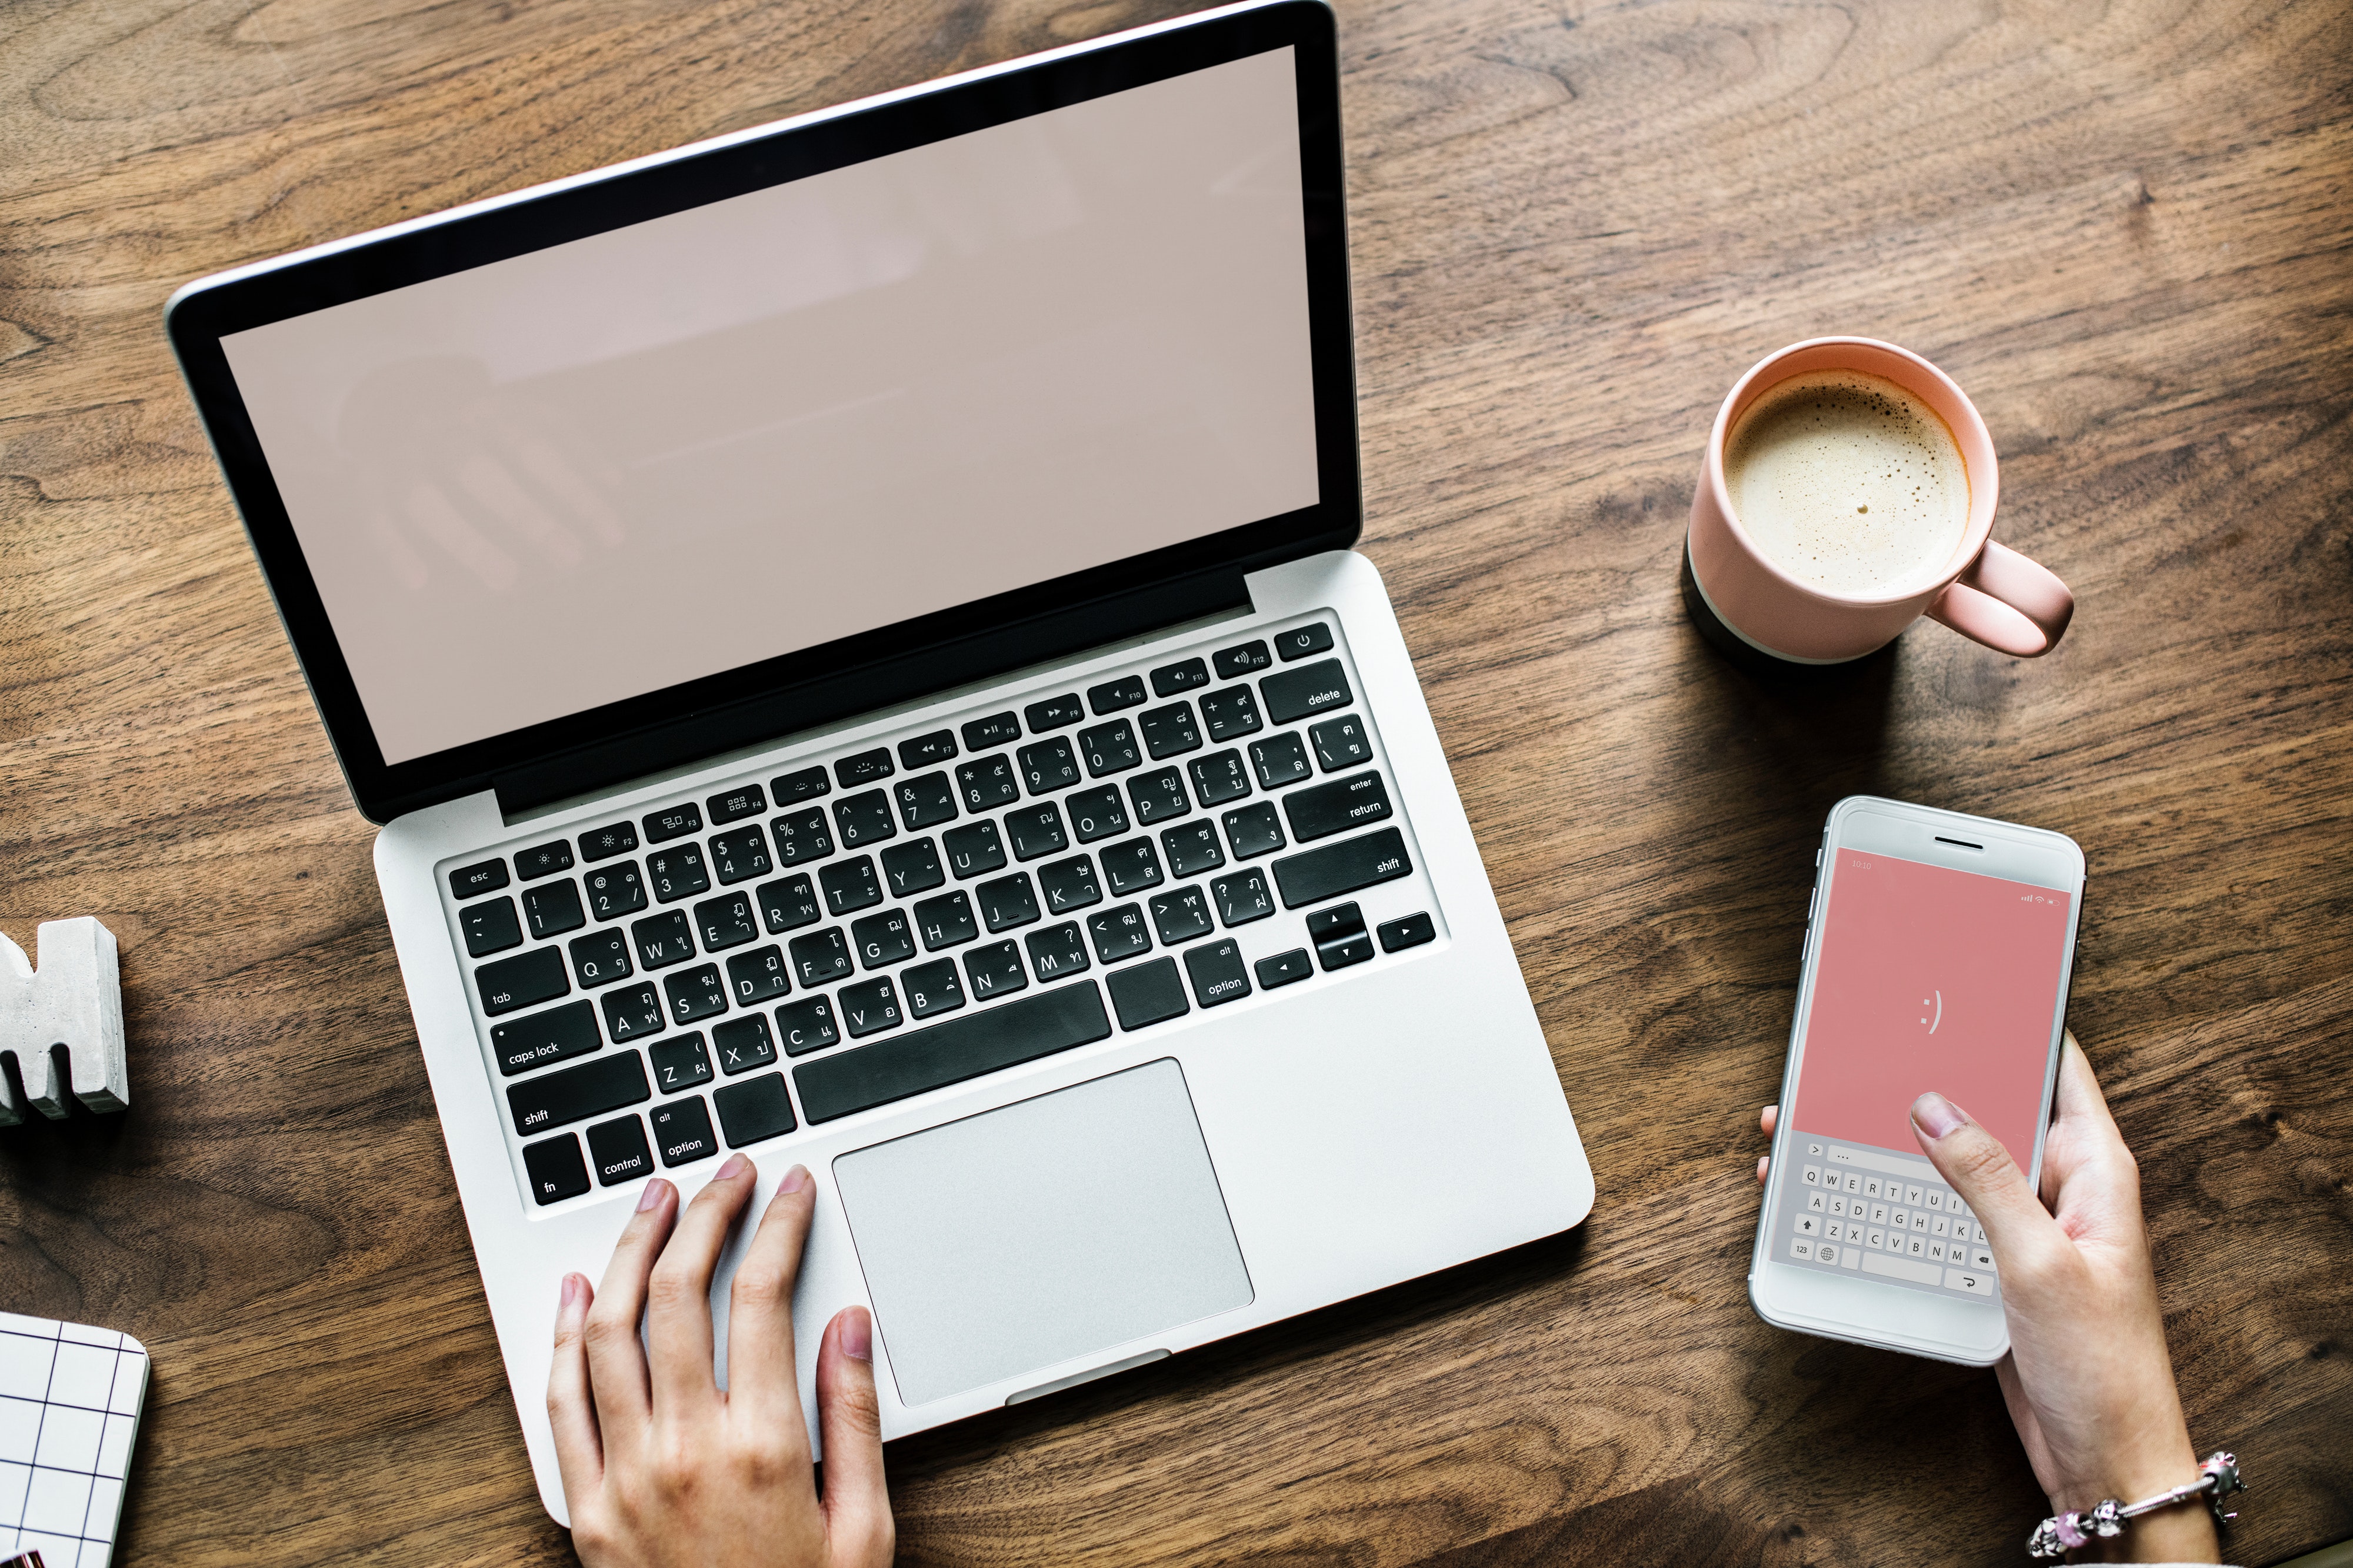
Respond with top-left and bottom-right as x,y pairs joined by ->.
2027,1452 -> 2245,1559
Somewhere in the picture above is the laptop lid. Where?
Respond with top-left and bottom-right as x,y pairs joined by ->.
166,0 -> 1358,826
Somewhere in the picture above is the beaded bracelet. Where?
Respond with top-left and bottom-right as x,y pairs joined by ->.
2027,1452 -> 2245,1559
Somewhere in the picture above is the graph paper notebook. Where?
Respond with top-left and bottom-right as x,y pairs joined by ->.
0,1313 -> 147,1568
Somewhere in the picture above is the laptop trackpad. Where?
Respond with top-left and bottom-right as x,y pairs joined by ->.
833,1057 -> 1252,1408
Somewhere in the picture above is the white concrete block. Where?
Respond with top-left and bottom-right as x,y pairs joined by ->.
0,918 -> 128,1123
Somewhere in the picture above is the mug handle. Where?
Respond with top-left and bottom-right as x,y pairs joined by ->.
1924,539 -> 2074,658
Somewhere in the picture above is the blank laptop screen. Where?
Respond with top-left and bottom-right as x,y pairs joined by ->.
219,47 -> 1317,766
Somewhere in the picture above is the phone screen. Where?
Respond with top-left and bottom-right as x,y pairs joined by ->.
1769,848 -> 2074,1302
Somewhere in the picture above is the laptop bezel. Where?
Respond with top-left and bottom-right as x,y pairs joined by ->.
165,0 -> 1358,826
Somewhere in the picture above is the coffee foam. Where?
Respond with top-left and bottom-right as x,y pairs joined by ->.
1724,369 -> 1971,598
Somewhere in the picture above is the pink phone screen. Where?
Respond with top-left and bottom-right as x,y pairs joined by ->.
1795,849 -> 2074,1166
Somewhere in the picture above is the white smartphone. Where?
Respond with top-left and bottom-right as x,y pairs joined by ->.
1748,795 -> 2085,1364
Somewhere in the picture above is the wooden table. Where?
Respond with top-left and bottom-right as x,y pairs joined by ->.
4,0 -> 2349,1561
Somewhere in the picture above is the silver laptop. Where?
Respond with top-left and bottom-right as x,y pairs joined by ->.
166,0 -> 1592,1522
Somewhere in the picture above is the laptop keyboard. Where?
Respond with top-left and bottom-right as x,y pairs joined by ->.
442,616 -> 1444,1210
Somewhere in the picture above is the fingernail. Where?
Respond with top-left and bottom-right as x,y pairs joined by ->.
636,1177 -> 671,1212
842,1307 -> 872,1362
780,1163 -> 809,1194
717,1153 -> 749,1181
559,1273 -> 582,1309
1912,1092 -> 1967,1140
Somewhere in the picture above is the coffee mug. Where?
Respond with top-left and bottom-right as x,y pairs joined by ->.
1682,337 -> 2072,664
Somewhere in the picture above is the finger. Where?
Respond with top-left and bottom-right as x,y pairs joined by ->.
584,1178 -> 679,1447
1909,1092 -> 2062,1266
1755,1155 -> 1769,1185
1760,1105 -> 1778,1137
547,1272 -> 604,1497
817,1307 -> 893,1564
645,1152 -> 758,1416
726,1163 -> 816,1435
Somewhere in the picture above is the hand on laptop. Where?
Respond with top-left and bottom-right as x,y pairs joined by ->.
549,1156 -> 895,1567
1755,1033 -> 2218,1564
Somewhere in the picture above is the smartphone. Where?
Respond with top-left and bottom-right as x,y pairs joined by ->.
1749,795 -> 2085,1364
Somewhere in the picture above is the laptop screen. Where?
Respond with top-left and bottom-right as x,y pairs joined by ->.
216,46 -> 1317,768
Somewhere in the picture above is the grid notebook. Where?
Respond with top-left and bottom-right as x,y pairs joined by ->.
0,1313 -> 146,1568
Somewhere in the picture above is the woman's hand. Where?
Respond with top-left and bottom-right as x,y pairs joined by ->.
548,1154 -> 895,1567
1757,1033 -> 2218,1564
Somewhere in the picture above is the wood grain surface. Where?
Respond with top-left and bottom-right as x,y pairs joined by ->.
4,0 -> 2349,1562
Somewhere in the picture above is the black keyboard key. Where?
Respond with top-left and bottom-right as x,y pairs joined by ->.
1255,948 -> 1313,989
1100,837 -> 1164,896
1087,675 -> 1147,714
899,729 -> 958,769
962,711 -> 1022,750
943,820 -> 1006,879
1222,800 -> 1287,860
771,808 -> 834,866
772,765 -> 831,805
839,977 -> 903,1038
895,771 -> 957,830
602,983 -> 664,1043
1309,902 -> 1374,971
713,1073 -> 797,1147
835,747 -> 894,788
1213,640 -> 1272,679
588,1115 -> 654,1186
1285,771 -> 1393,843
956,755 -> 1020,812
1148,886 -> 1213,945
1275,622 -> 1334,660
586,861 -> 648,921
1108,957 -> 1188,1030
524,1135 -> 591,1205
707,783 -> 766,825
976,873 -> 1041,932
819,855 -> 882,917
790,927 -> 851,986
524,881 -> 586,940
881,838 -> 945,898
1380,912 -> 1437,952
1038,854 -> 1101,915
1151,658 -> 1209,696
694,891 -> 758,952
1210,868 -> 1275,928
665,963 -> 728,1025
1272,827 -> 1412,909
1139,702 -> 1202,759
450,858 -> 509,899
647,843 -> 711,903
964,939 -> 1027,999
1026,921 -> 1090,981
1088,903 -> 1152,963
710,826 -> 772,885
1019,737 -> 1080,795
492,999 -> 600,1077
1024,693 -> 1085,732
645,803 -> 702,843
1311,715 -> 1372,772
478,946 -> 570,1015
631,911 -> 696,970
1184,938 -> 1251,1008
1189,749 -> 1251,808
756,873 -> 821,933
651,1096 -> 719,1166
793,980 -> 1112,1124
1065,784 -> 1130,843
902,958 -> 965,1019
833,789 -> 896,849
1199,687 -> 1262,744
776,996 -> 839,1056
1161,820 -> 1225,878
1006,803 -> 1068,861
517,841 -> 574,881
509,1051 -> 649,1136
462,897 -> 523,957
650,1033 -> 712,1093
1128,768 -> 1188,825
1261,659 -> 1353,725
1249,732 -> 1312,790
1078,719 -> 1140,778
579,823 -> 639,862
714,1015 -> 776,1076
727,944 -> 791,1005
851,908 -> 915,969
570,929 -> 635,988
914,889 -> 978,950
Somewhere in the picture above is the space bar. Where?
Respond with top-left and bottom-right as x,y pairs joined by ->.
1860,1251 -> 1943,1286
793,982 -> 1113,1124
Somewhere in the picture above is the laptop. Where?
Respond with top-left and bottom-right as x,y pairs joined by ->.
165,0 -> 1593,1522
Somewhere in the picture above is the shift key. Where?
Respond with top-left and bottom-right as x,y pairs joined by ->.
1272,826 -> 1412,909
509,1052 -> 650,1136
1283,771 -> 1392,842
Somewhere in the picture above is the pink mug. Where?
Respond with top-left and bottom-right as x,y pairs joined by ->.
1682,338 -> 2072,665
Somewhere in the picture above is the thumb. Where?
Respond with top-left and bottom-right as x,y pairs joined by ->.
817,1307 -> 894,1565
1909,1091 -> 2055,1262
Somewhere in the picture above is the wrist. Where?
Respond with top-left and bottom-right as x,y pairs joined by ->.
2048,1447 -> 2224,1564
